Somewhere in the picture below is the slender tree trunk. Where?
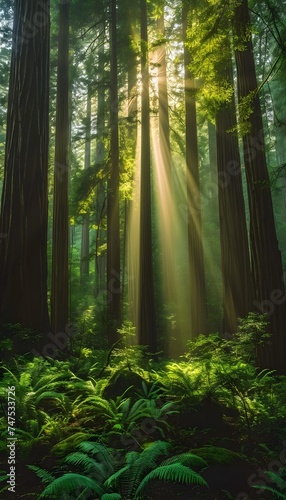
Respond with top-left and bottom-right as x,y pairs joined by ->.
138,0 -> 157,352
95,24 -> 107,298
215,57 -> 252,335
126,14 -> 139,329
156,12 -> 175,302
107,0 -> 121,345
80,86 -> 91,281
234,0 -> 286,372
183,2 -> 207,337
51,0 -> 70,336
0,0 -> 50,340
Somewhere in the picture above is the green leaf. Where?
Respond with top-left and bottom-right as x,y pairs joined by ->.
38,473 -> 104,498
135,464 -> 208,497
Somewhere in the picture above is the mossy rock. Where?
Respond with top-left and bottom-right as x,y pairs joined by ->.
103,369 -> 149,400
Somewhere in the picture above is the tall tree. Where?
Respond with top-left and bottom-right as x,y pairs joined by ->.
0,0 -> 50,338
95,22 -> 107,298
138,0 -> 157,352
156,11 -> 174,301
107,0 -> 121,345
183,1 -> 207,337
51,0 -> 70,335
80,84 -> 91,281
234,0 -> 286,372
216,54 -> 253,335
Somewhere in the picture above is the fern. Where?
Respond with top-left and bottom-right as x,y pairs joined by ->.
162,452 -> 207,468
191,445 -> 244,464
65,452 -> 107,481
135,463 -> 208,497
27,465 -> 55,484
51,432 -> 91,456
252,470 -> 286,498
101,494 -> 122,500
38,473 -> 104,498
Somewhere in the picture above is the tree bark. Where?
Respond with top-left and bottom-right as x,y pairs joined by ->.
95,23 -> 107,298
51,0 -> 70,336
107,0 -> 121,345
80,86 -> 91,281
138,0 -> 157,352
215,57 -> 253,335
234,0 -> 286,372
0,0 -> 50,339
183,2 -> 207,337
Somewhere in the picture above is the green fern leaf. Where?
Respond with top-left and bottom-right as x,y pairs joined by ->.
252,485 -> 286,499
28,465 -> 55,484
64,452 -> 106,481
101,494 -> 122,500
192,445 -> 244,464
103,465 -> 131,489
78,442 -> 115,472
38,473 -> 104,498
162,452 -> 207,469
135,463 -> 208,497
265,470 -> 286,490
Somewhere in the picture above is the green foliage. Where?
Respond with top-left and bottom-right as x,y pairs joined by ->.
190,445 -> 244,464
252,469 -> 286,498
33,440 -> 208,499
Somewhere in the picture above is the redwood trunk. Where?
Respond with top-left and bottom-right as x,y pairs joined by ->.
107,0 -> 121,345
138,0 -> 157,352
234,0 -> 286,372
51,0 -> 70,335
0,0 -> 50,339
183,3 -> 207,337
216,58 -> 252,335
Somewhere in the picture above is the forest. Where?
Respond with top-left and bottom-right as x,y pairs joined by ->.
0,0 -> 286,498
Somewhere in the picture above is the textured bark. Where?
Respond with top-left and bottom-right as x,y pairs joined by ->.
138,0 -> 157,352
156,12 -> 175,304
125,11 -> 139,329
234,0 -> 286,372
80,87 -> 91,280
51,0 -> 70,335
0,0 -> 50,337
107,0 -> 121,345
216,58 -> 252,335
95,24 -> 107,298
183,3 -> 207,337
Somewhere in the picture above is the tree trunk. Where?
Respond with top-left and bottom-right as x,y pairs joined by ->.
107,0 -> 121,345
138,0 -> 157,352
0,0 -> 50,340
215,57 -> 252,335
95,24 -> 107,298
157,12 -> 174,302
234,0 -> 286,372
51,0 -> 70,336
183,2 -> 207,337
80,86 -> 91,281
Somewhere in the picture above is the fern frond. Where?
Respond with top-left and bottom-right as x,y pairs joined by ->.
38,473 -> 104,498
135,463 -> 208,497
103,465 -> 130,489
264,470 -> 286,490
28,465 -> 55,484
101,494 -> 122,500
34,391 -> 65,405
65,452 -> 106,481
252,484 -> 286,499
126,441 -> 170,498
162,452 -> 207,469
192,445 -> 244,464
78,442 -> 115,472
51,432 -> 90,456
